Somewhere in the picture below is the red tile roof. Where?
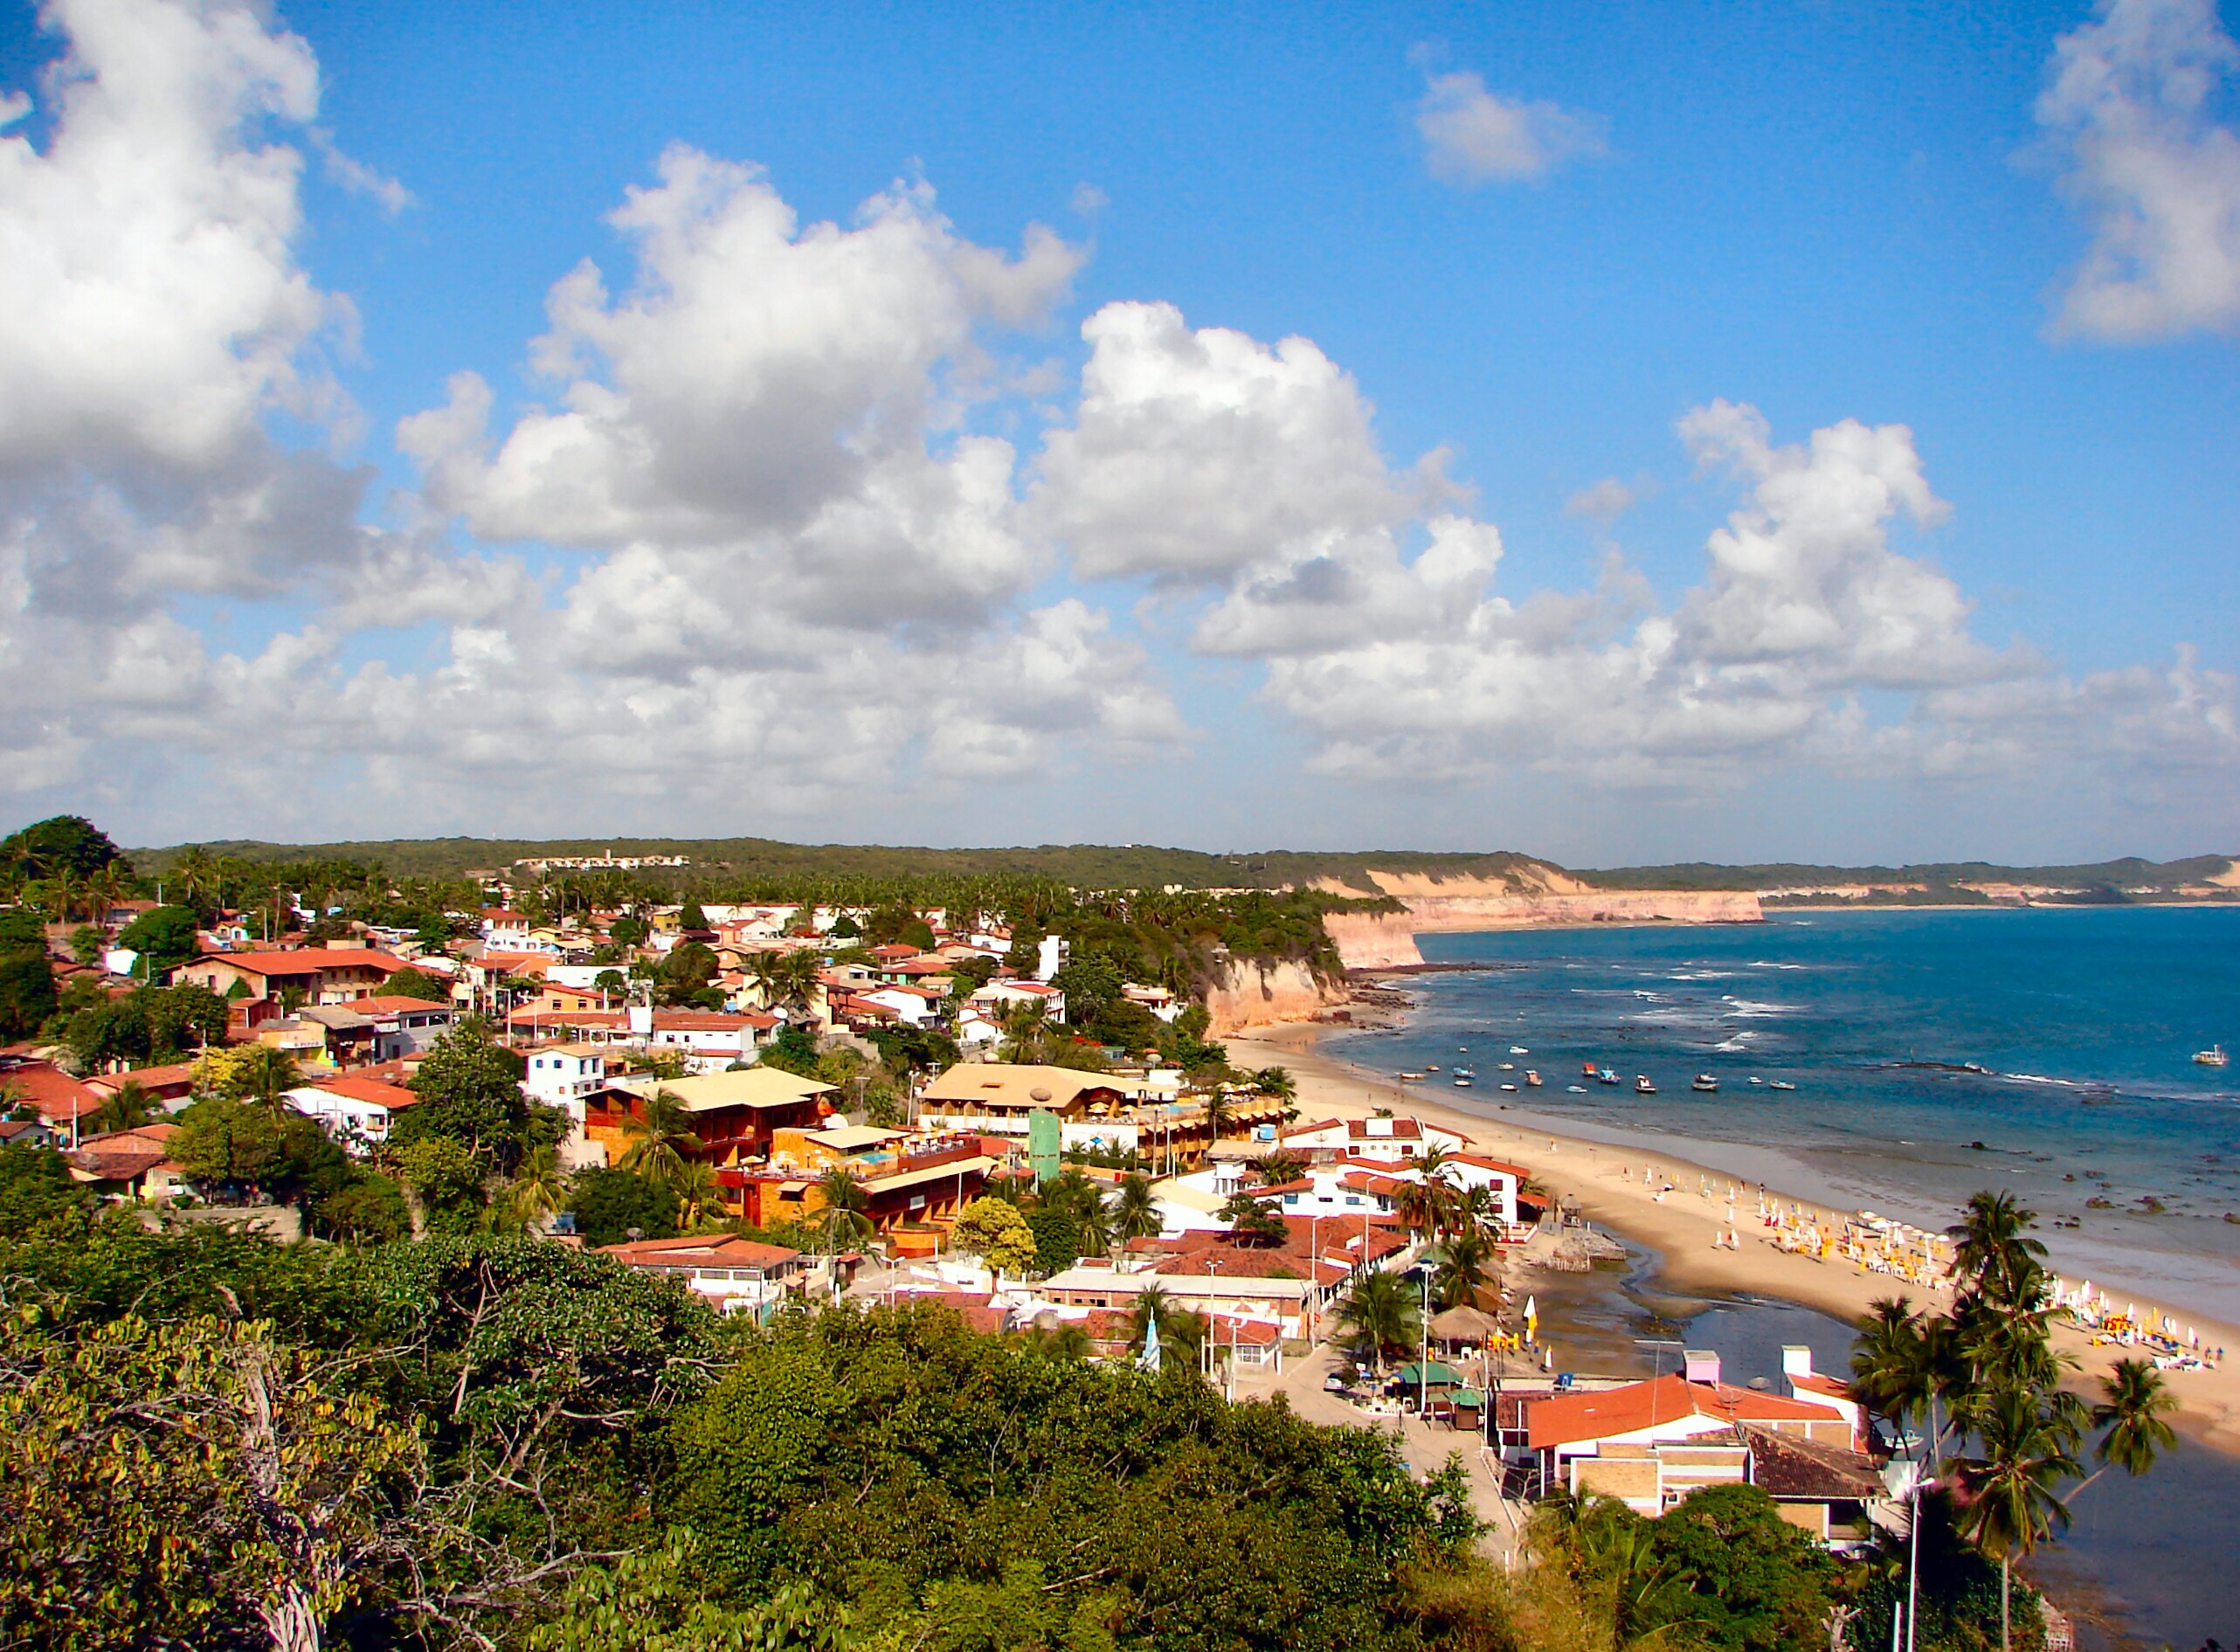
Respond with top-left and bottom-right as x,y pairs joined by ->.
1,1061 -> 100,1122
1525,1374 -> 1847,1450
190,948 -> 404,976
601,1234 -> 801,1268
299,1075 -> 418,1111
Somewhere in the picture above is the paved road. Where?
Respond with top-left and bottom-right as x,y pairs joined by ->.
1227,1340 -> 1530,1564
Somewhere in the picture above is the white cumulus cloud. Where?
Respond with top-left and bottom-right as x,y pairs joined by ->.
2037,0 -> 2240,341
1029,300 -> 1441,582
1414,69 -> 1605,187
0,1 -> 1185,833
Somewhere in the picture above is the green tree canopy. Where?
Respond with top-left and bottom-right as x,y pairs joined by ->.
379,966 -> 453,1002
0,1144 -> 92,1237
950,1195 -> 1039,1275
169,1095 -> 347,1205
392,1020 -> 554,1172
568,1165 -> 681,1248
115,905 -> 201,977
0,934 -> 55,1039
2,813 -> 126,880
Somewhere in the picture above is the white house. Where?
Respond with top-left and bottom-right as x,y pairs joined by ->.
523,1042 -> 610,1108
287,1075 -> 418,1153
855,982 -> 945,1026
1280,1114 -> 1475,1164
598,1234 -> 805,1316
955,1004 -> 1005,1049
969,979 -> 1067,1024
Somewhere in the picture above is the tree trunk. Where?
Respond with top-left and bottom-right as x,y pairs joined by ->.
259,1586 -> 323,1652
2001,1554 -> 2011,1652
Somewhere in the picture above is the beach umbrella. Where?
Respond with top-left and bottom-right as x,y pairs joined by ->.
1524,1296 -> 1538,1343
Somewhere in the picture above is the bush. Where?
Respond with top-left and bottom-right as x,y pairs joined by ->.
317,1172 -> 411,1244
568,1168 -> 679,1248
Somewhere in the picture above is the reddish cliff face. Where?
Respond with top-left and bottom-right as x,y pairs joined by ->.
1319,883 -> 1763,971
1319,910 -> 1425,969
1201,958 -> 1347,1035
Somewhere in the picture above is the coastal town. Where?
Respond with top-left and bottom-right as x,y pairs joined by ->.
9,817 -> 2232,1649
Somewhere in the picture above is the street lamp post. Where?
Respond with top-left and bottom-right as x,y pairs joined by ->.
1419,1266 -> 1432,1420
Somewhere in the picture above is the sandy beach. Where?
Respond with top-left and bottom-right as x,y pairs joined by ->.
1227,1018 -> 2240,1456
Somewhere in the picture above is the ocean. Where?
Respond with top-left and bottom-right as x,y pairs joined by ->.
1333,905 -> 2240,1644
1337,905 -> 2240,1325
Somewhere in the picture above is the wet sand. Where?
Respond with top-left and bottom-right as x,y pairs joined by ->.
1229,1018 -> 2240,1456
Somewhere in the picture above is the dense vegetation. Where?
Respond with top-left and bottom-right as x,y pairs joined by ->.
1584,854 -> 2235,898
122,833 -> 1561,892
0,1206 -> 1492,1652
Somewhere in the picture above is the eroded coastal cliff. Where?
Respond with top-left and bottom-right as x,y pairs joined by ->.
1210,863 -> 1764,1031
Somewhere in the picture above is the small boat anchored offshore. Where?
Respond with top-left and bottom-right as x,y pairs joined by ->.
1768,1080 -> 1797,1092
2197,1045 -> 2230,1068
1635,1075 -> 1657,1095
1453,1077 -> 1472,1089
1691,1074 -> 1718,1093
1524,1069 -> 1543,1088
1597,1068 -> 1621,1087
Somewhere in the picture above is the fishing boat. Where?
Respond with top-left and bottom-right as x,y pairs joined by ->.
1500,1082 -> 1518,1092
1691,1074 -> 1719,1093
1566,1084 -> 1589,1094
1497,1061 -> 1515,1071
1400,1071 -> 1425,1081
1453,1077 -> 1472,1089
1635,1075 -> 1656,1095
2197,1045 -> 2230,1068
1597,1068 -> 1621,1086
1510,1045 -> 1530,1054
1454,1068 -> 1476,1079
1427,1065 -> 1441,1073
1581,1061 -> 1600,1078
1748,1076 -> 1764,1086
1524,1069 -> 1543,1087
1768,1080 -> 1797,1092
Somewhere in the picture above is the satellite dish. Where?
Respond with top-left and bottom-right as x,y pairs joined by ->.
1030,1087 -> 1053,1103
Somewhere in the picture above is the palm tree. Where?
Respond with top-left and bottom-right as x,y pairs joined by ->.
1250,1066 -> 1296,1104
1432,1227 -> 1497,1310
1031,1321 -> 1095,1361
88,862 -> 135,930
1110,1172 -> 1161,1243
1218,1190 -> 1289,1247
2064,1358 -> 2175,1504
1040,1167 -> 1103,1218
1948,1190 -> 2049,1310
1959,1384 -> 2081,1652
1850,1296 -> 1932,1450
1075,1193 -> 1116,1261
814,1165 -> 874,1248
1127,1283 -> 1205,1369
1393,1161 -> 1458,1241
1336,1267 -> 1422,1379
175,846 -> 220,912
1201,1087 -> 1233,1144
615,1088 -> 703,1188
1246,1150 -> 1303,1186
226,1046 -> 304,1115
675,1159 -> 729,1231
507,1145 -> 568,1230
90,1080 -> 157,1137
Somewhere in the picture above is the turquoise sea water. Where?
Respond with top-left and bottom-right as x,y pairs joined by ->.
1337,905 -> 2240,1324
1335,907 -> 2240,1643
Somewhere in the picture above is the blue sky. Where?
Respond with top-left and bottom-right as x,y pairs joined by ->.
1,0 -> 2235,863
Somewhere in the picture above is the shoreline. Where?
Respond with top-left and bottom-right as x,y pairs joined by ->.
1227,1016 -> 2240,1458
